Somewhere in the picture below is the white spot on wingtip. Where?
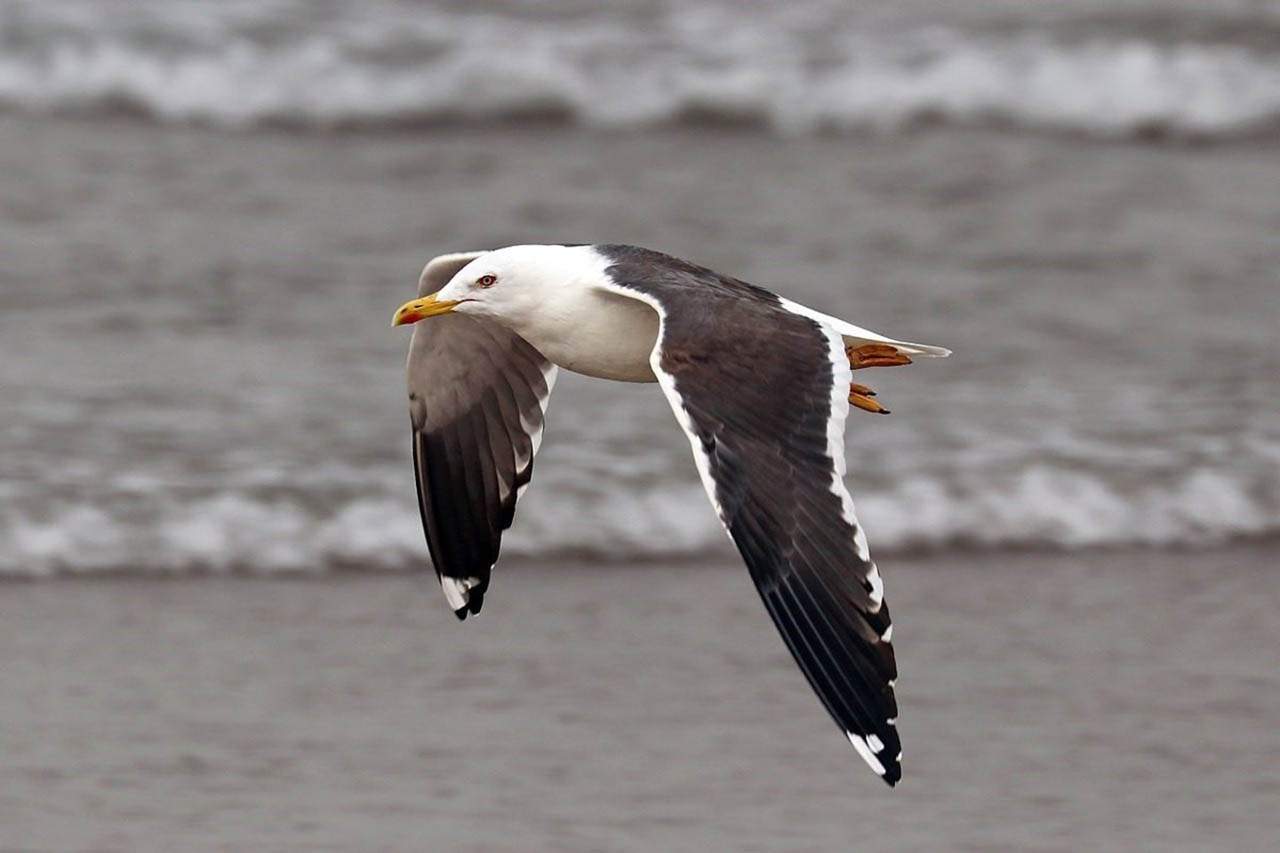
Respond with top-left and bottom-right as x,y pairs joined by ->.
887,717 -> 897,726
880,623 -> 893,643
441,576 -> 479,611
848,732 -> 887,776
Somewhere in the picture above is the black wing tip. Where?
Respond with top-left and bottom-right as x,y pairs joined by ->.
451,587 -> 486,621
847,730 -> 903,787
439,575 -> 488,621
882,761 -> 902,787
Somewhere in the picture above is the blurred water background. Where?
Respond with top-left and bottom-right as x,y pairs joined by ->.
2,0 -> 1278,575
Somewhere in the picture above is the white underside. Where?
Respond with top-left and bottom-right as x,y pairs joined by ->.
537,285 -> 661,382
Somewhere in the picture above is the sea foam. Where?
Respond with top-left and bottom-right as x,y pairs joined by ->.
0,4 -> 1277,140
2,465 -> 1274,577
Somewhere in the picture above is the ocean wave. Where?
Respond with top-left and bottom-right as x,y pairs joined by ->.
0,11 -> 1278,140
2,466 -> 1274,577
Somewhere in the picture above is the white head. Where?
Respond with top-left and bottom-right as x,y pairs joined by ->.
392,244 -> 604,331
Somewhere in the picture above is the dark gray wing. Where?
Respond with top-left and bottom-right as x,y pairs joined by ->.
407,252 -> 556,619
598,245 -> 901,785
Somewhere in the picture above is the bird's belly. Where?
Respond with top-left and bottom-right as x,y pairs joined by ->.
531,291 -> 660,383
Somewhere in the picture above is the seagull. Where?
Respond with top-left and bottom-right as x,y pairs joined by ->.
392,244 -> 949,785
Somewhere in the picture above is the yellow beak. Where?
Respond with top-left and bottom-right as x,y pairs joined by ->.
392,294 -> 461,327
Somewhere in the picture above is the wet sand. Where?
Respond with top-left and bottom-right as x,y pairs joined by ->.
2,548 -> 1277,851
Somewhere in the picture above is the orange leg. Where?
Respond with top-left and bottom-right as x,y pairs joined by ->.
846,344 -> 912,414
849,391 -> 890,415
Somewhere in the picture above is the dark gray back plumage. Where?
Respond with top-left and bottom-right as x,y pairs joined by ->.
599,244 -> 902,784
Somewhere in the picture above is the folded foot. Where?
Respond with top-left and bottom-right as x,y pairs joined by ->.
847,343 -> 913,370
846,344 -> 912,414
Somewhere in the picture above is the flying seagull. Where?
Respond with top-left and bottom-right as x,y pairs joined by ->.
392,244 -> 949,785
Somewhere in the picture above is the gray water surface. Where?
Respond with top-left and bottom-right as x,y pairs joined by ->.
2,119 -> 1277,573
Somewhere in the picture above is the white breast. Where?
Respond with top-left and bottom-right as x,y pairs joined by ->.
468,244 -> 661,383
523,284 -> 660,383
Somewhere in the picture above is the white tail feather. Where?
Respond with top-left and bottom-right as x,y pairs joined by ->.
778,297 -> 951,358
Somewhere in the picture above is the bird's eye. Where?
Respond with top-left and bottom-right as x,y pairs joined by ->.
476,274 -> 497,288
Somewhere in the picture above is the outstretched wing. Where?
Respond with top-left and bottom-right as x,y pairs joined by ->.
598,245 -> 902,785
407,252 -> 556,619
